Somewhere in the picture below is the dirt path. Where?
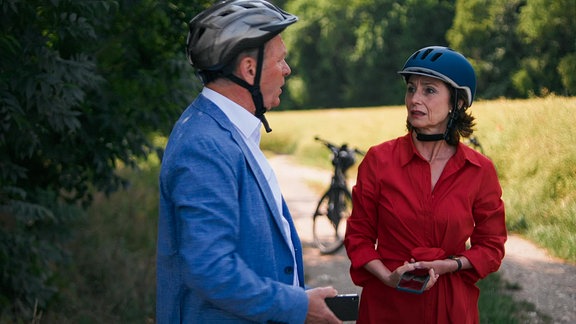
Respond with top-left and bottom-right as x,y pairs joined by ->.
269,155 -> 576,324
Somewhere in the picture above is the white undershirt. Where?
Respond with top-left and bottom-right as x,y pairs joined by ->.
202,87 -> 299,286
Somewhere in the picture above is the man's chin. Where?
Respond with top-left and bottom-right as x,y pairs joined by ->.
268,99 -> 281,110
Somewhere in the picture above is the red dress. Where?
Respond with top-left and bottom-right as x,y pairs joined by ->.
344,133 -> 507,323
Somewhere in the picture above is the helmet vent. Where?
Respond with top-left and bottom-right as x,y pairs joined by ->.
420,48 -> 434,60
197,27 -> 206,39
430,53 -> 443,62
220,10 -> 234,17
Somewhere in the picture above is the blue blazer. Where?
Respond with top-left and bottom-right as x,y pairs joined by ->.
156,94 -> 307,323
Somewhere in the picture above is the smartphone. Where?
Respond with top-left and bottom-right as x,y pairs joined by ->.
325,294 -> 359,321
396,272 -> 430,294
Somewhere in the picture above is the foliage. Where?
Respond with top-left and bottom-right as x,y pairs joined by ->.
281,0 -> 575,109
515,0 -> 576,97
41,161 -> 160,323
447,0 -> 526,99
557,53 -> 576,92
283,0 -> 454,109
1,1 -> 114,318
0,0 -> 210,320
438,0 -> 575,99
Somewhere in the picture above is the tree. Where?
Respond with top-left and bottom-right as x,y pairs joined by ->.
283,0 -> 454,109
0,0 -> 209,319
448,0 -> 576,99
347,0 -> 454,106
282,0 -> 355,108
515,0 -> 576,96
447,0 -> 526,99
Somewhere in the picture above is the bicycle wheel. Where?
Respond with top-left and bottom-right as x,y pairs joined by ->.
312,188 -> 352,254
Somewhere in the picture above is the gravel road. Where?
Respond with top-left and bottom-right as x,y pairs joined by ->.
269,154 -> 576,324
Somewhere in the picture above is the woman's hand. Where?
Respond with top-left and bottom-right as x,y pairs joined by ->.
389,261 -> 420,287
404,260 -> 440,291
422,267 -> 440,291
364,260 -> 420,288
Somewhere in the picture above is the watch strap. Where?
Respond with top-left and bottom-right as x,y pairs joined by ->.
448,255 -> 462,272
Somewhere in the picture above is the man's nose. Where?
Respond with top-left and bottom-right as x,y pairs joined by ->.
283,61 -> 291,76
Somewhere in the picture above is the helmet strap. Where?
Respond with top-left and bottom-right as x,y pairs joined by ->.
416,132 -> 444,142
225,45 -> 272,133
443,88 -> 460,142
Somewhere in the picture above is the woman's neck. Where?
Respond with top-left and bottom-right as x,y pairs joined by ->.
412,131 -> 455,163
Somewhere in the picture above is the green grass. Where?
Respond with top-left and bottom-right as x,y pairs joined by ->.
41,160 -> 160,323
478,273 -> 551,323
40,97 -> 575,323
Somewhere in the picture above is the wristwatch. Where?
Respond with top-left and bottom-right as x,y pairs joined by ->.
448,255 -> 462,272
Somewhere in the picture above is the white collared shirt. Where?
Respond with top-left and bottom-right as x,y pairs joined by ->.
201,87 -> 299,286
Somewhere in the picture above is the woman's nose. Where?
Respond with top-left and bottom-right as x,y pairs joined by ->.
408,89 -> 423,104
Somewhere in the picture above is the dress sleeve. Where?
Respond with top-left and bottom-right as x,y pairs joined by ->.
461,159 -> 507,280
344,149 -> 382,285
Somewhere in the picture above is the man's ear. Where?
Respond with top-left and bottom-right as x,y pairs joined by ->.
236,56 -> 256,85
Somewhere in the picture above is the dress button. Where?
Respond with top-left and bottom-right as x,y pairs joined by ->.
284,266 -> 294,274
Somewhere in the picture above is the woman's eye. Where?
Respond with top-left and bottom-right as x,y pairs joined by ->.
425,87 -> 437,94
406,86 -> 416,93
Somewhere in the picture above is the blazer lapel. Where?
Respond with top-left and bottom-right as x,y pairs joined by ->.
194,95 -> 293,247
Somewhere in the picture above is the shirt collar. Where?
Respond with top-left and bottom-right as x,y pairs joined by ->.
399,132 -> 482,167
399,133 -> 418,167
202,87 -> 261,142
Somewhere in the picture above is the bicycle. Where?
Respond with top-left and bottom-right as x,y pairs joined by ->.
465,135 -> 485,154
312,136 -> 365,254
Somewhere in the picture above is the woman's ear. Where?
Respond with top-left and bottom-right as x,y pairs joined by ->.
458,99 -> 465,110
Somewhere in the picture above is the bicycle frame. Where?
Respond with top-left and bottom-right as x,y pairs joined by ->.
312,136 -> 364,254
326,160 -> 349,225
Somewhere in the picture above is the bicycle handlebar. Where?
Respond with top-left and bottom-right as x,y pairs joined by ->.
314,136 -> 365,156
354,148 -> 366,156
314,136 -> 337,151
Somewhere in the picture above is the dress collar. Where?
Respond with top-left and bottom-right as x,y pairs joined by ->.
399,132 -> 482,168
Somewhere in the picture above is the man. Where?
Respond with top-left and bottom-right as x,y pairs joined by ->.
156,1 -> 341,323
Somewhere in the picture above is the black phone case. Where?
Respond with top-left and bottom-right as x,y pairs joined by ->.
396,272 -> 430,294
325,294 -> 359,321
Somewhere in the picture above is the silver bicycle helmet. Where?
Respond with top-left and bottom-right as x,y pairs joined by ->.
185,0 -> 298,133
186,0 -> 298,73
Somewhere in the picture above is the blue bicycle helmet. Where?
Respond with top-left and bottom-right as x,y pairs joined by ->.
398,46 -> 476,107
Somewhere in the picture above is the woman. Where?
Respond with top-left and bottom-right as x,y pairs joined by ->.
344,46 -> 507,323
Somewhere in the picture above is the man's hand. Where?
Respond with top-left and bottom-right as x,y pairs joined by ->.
305,286 -> 342,324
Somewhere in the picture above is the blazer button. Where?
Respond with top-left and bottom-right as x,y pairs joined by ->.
284,266 -> 294,275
